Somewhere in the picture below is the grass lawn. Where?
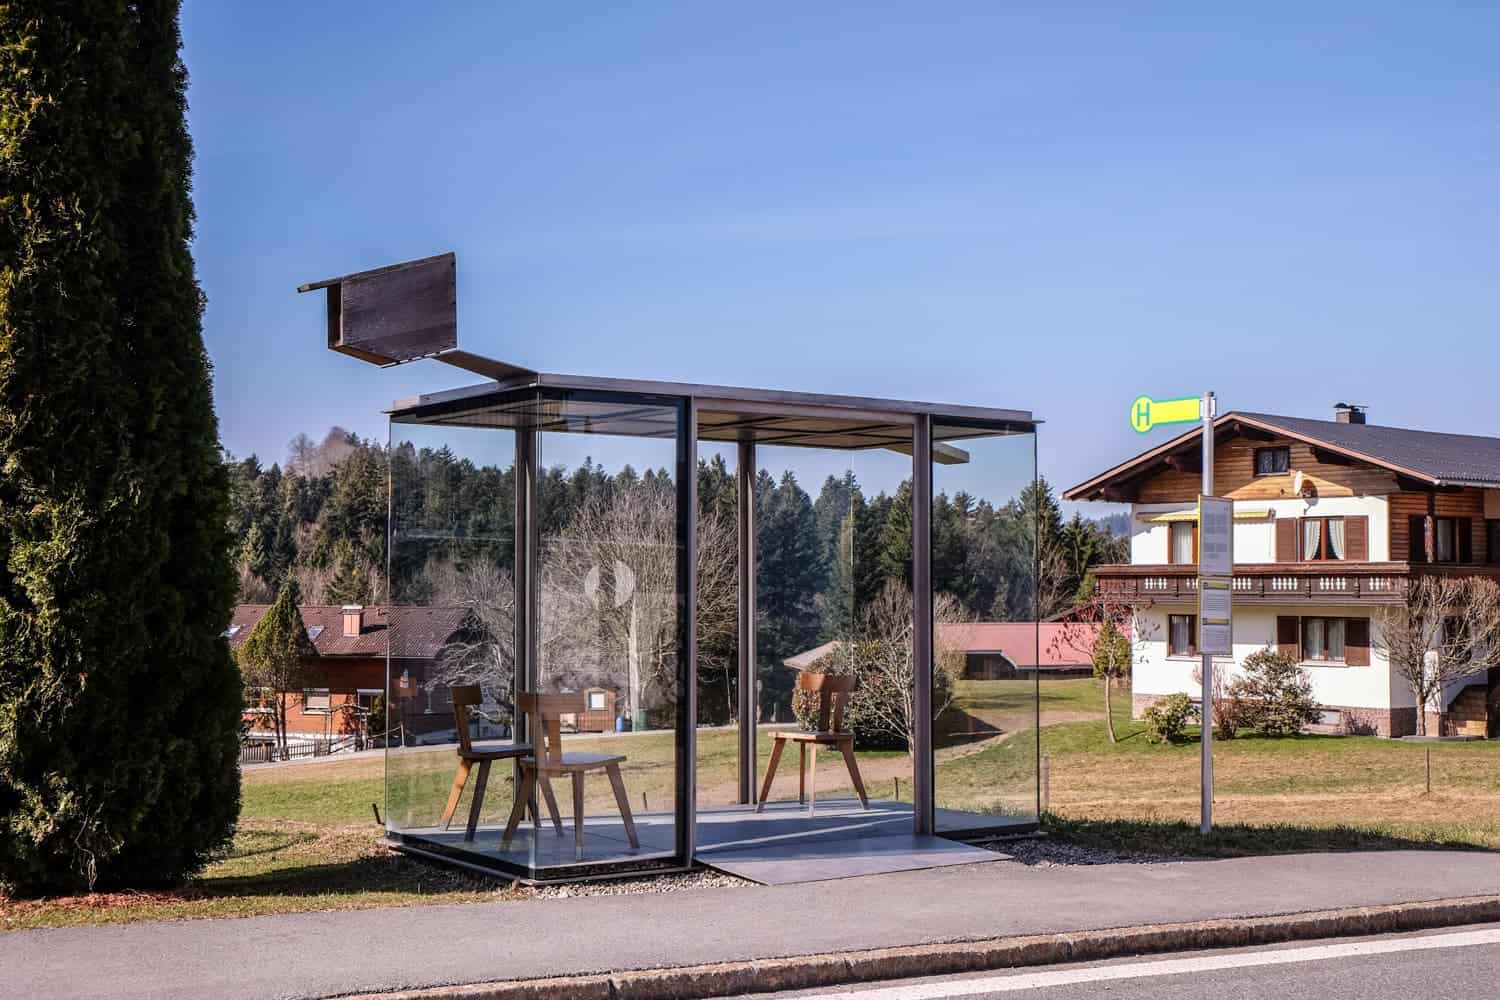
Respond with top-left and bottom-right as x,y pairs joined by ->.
8,678 -> 1498,929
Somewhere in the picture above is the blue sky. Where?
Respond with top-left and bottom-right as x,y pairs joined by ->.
183,2 -> 1499,506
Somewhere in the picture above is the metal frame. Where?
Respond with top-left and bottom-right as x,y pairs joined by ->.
736,440 -> 758,804
912,415 -> 935,836
386,376 -> 1040,880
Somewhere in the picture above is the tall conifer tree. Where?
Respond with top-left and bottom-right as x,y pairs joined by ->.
0,0 -> 241,894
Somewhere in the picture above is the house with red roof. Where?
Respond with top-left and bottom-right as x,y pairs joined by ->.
229,603 -> 473,746
784,622 -> 1098,679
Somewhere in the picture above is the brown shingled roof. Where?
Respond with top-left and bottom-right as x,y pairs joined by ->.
228,605 -> 471,660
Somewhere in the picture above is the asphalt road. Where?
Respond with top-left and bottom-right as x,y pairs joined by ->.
756,923 -> 1500,999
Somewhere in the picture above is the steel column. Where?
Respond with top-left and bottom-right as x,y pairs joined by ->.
736,440 -> 758,804
912,414 -> 935,836
513,426 -> 539,810
676,399 -> 699,863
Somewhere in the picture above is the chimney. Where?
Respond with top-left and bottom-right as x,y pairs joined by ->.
342,605 -> 364,638
1334,403 -> 1366,425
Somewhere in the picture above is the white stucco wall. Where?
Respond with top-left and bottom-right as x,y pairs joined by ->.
1133,606 -> 1392,711
1130,497 -> 1390,565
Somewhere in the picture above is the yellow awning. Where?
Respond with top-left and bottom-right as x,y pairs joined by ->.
1138,509 -> 1271,523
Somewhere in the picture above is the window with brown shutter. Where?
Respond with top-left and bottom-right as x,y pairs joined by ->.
1275,518 -> 1299,562
1345,618 -> 1370,666
1276,616 -> 1300,658
1344,515 -> 1368,561
1458,519 -> 1474,563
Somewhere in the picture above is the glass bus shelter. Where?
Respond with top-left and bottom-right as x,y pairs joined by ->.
382,372 -> 1039,882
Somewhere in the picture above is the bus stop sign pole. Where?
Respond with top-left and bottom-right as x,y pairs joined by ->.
1200,390 -> 1215,835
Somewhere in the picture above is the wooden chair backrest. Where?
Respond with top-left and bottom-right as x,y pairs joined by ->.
450,684 -> 482,753
796,672 -> 856,733
516,692 -> 587,766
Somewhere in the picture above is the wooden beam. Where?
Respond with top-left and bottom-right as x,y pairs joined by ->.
1311,447 -> 1353,467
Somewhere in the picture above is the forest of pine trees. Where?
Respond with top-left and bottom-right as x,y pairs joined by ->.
225,428 -> 1126,722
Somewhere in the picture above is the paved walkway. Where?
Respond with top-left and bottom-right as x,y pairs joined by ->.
5,850 -> 1500,1000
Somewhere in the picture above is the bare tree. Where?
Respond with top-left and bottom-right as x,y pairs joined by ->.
840,580 -> 967,758
1035,546 -> 1077,622
540,478 -> 737,724
423,559 -> 517,720
1375,575 -> 1500,736
1050,594 -> 1156,744
236,563 -> 275,604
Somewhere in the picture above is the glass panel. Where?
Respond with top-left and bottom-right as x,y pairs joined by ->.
1170,616 -> 1189,655
387,390 -> 685,878
1326,519 -> 1345,560
931,422 -> 1039,834
693,442 -> 743,811
1303,618 -> 1325,661
1327,618 -> 1346,661
1303,520 -> 1322,561
1435,519 -> 1456,562
1170,522 -> 1194,563
386,418 -> 518,863
530,394 -> 682,871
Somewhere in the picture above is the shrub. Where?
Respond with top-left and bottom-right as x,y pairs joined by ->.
0,1 -> 242,895
792,638 -> 958,752
1143,694 -> 1197,744
1192,662 -> 1247,740
1230,647 -> 1321,736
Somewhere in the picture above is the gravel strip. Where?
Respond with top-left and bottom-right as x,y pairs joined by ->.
976,836 -> 1188,867
513,867 -> 750,899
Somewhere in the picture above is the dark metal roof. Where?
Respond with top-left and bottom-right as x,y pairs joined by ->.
1235,412 -> 1500,487
388,371 -> 1037,451
1065,410 -> 1500,501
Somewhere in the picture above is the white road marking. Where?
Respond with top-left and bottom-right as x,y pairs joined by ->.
785,926 -> 1500,999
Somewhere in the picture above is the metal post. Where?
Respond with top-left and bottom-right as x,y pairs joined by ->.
676,398 -> 699,864
736,440 -> 758,804
514,427 -> 538,789
1200,390 -> 1215,835
912,414 -> 935,836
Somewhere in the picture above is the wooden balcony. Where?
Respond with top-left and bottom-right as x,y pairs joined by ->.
1089,562 -> 1482,606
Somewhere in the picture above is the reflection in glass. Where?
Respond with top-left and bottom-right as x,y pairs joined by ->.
931,424 -> 1040,833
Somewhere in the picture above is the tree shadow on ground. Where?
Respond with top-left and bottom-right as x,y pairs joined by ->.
1042,813 -> 1496,860
195,850 -> 507,900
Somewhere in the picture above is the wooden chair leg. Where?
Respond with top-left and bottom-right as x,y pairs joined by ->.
798,742 -> 807,805
839,740 -> 869,809
807,743 -> 818,816
501,769 -> 536,849
538,775 -> 564,835
572,772 -> 586,861
756,738 -> 786,813
464,759 -> 492,842
606,762 -> 640,848
440,759 -> 472,830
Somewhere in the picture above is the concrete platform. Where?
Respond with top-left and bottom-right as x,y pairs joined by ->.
398,798 -> 1028,881
694,799 -> 1011,884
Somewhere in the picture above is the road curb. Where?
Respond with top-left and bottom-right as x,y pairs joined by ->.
338,894 -> 1500,1000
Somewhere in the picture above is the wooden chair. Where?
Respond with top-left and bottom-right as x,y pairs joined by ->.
756,673 -> 869,815
439,685 -> 551,842
501,692 -> 640,860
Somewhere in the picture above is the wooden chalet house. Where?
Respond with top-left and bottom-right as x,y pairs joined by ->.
1065,405 -> 1500,738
